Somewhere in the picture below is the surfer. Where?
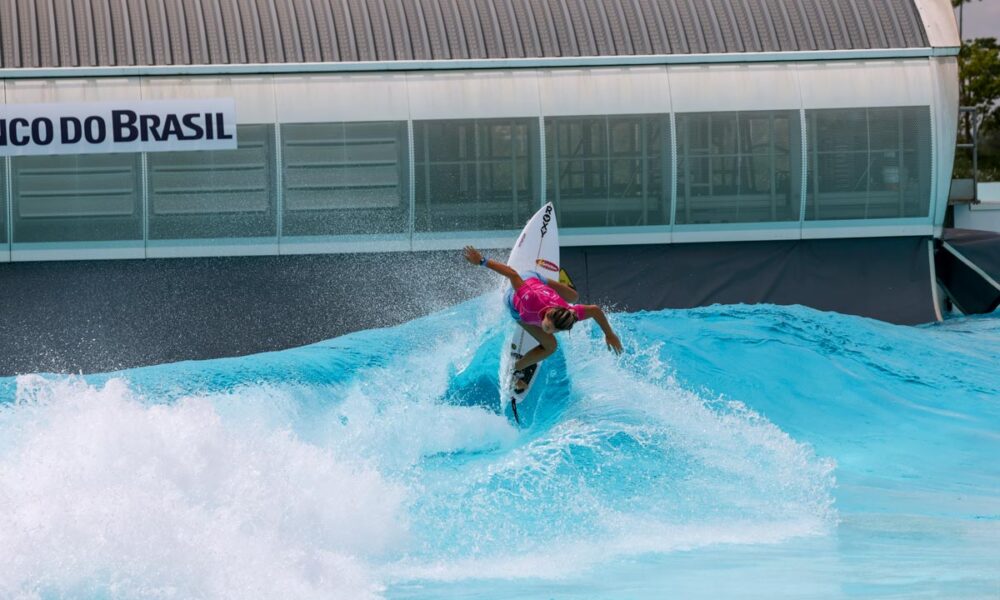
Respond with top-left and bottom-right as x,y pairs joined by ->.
463,245 -> 624,391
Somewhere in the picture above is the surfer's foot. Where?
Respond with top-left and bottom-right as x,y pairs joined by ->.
512,370 -> 528,393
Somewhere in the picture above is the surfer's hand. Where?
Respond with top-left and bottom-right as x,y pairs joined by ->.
606,333 -> 623,354
463,246 -> 483,266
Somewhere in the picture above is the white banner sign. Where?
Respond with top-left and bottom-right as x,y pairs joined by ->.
0,98 -> 238,157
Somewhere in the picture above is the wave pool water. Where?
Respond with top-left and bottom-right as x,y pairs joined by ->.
0,295 -> 997,599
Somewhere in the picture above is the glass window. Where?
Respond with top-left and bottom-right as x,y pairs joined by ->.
11,153 -> 142,243
281,121 -> 409,236
414,118 -> 540,232
806,107 -> 932,221
0,160 -> 6,245
148,125 -> 276,240
676,111 -> 801,225
546,115 -> 670,228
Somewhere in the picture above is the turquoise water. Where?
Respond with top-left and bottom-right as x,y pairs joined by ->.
1,295 -> 998,599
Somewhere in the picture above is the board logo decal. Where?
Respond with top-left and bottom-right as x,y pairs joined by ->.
540,205 -> 553,237
536,258 -> 559,272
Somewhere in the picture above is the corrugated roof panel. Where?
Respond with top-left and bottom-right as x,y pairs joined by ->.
399,0 -> 429,60
252,0 -> 281,63
75,0 -> 100,65
816,0 -> 843,49
112,0 -> 138,65
438,0 -> 470,59
420,0 -> 450,60
182,0 -> 211,64
236,0 -> 265,63
800,0 -> 833,50
654,0 -> 687,54
0,3 -> 16,68
452,0 -> 483,58
380,0 -> 408,60
766,0 -> 796,51
636,0 -> 669,54
783,0 -> 817,52
35,0 -> 57,68
54,0 -> 80,66
308,0 -> 336,61
348,0 -> 377,61
874,0 -> 905,47
490,0 -> 522,59
546,0 -> 577,56
272,0 -> 302,63
618,0 -> 651,55
696,1 -> 727,54
748,0 -> 780,52
853,0 -> 888,49
474,0 -> 504,59
201,0 -> 230,63
675,1 -> 706,54
93,0 -> 118,65
582,1 -> 613,56
18,0 -> 37,68
0,0 -> 941,69
163,0 -> 190,64
730,0 -> 762,52
423,0 -> 457,60
564,0 -> 595,56
606,0 -> 635,55
713,0 -> 745,52
512,0 -> 542,57
275,0 -> 305,62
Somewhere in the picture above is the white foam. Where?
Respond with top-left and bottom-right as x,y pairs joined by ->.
0,375 -> 405,600
0,302 -> 841,595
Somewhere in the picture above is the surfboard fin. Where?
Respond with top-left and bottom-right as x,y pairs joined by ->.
510,398 -> 521,425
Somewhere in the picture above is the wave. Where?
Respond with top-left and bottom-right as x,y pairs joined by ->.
1,296 -> 997,599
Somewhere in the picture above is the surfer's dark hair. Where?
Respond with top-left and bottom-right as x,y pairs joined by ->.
549,307 -> 578,331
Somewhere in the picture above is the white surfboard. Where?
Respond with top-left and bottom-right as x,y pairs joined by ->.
504,202 -> 560,425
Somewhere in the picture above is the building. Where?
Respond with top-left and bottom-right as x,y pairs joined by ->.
0,0 -> 964,373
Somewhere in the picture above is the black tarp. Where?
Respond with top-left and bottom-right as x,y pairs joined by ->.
0,236 -> 937,375
938,229 -> 1000,315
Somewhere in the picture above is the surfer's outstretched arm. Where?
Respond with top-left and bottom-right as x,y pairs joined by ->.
583,305 -> 624,354
463,246 -> 524,289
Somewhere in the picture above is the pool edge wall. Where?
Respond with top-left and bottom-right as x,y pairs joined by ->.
0,236 -> 937,376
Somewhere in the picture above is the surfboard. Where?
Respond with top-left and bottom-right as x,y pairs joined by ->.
505,202 -> 560,425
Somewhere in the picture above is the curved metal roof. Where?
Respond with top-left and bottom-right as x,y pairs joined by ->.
0,0 -> 931,69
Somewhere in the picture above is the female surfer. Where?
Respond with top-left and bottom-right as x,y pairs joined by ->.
463,245 -> 624,391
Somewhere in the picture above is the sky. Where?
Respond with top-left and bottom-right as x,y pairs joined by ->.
954,1 -> 1000,40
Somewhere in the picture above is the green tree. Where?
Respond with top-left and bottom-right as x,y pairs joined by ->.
959,37 -> 1000,140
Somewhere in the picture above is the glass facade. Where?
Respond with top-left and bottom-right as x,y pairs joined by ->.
0,161 -> 6,245
148,125 -> 276,240
546,115 -> 670,228
281,121 -> 409,237
11,152 -> 142,243
677,111 -> 801,225
806,107 -> 932,221
415,118 -> 540,232
0,105 -> 937,259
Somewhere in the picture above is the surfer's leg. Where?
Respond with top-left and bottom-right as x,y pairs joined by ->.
514,323 -> 557,372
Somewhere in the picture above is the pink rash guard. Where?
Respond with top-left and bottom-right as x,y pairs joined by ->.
511,276 -> 589,326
